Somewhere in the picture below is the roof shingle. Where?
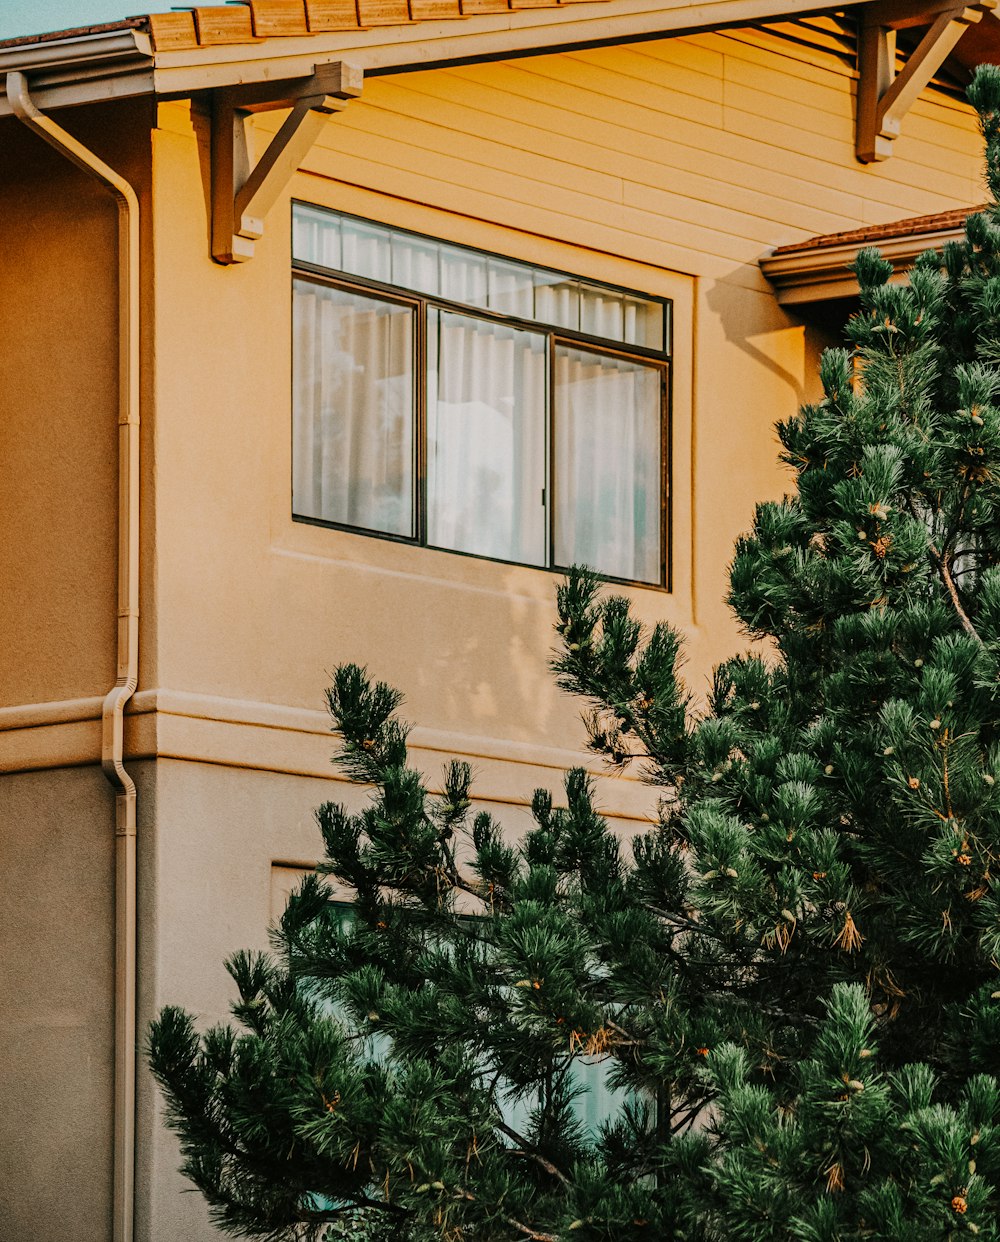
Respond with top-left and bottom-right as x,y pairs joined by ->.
772,206 -> 980,257
0,0 -> 606,54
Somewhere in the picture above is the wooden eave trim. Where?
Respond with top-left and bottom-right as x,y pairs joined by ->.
0,0 -> 870,117
150,0 -> 869,80
761,224 -> 966,303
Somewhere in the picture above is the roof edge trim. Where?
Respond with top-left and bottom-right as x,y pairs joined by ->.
0,28 -> 152,72
760,224 -> 967,304
0,29 -> 154,116
0,0 -> 870,119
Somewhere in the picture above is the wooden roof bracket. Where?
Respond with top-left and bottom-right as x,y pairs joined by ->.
211,59 -> 363,263
856,0 -> 995,162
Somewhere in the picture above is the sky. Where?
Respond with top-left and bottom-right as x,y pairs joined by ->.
0,0 -> 183,40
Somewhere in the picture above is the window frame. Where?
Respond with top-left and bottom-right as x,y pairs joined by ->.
291,206 -> 673,591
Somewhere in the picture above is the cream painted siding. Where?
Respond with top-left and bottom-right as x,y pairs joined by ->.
289,26 -> 982,294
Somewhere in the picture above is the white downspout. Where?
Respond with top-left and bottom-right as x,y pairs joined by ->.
6,71 -> 140,1242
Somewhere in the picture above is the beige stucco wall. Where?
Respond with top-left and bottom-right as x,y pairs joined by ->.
0,23 -> 988,1242
0,102 -> 152,1242
0,766 -> 116,1242
0,100 -> 154,712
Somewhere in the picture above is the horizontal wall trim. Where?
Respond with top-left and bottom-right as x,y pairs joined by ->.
0,688 -> 656,821
0,695 -> 106,731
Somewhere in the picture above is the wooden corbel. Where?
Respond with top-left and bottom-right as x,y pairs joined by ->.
211,60 -> 363,263
856,0 -> 995,162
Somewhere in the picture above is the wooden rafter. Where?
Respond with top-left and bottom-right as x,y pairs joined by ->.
856,0 -> 995,162
211,59 -> 362,263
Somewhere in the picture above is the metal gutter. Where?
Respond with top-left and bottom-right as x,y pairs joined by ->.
760,222 -> 968,303
5,71 -> 141,1242
0,29 -> 153,117
0,27 -> 149,68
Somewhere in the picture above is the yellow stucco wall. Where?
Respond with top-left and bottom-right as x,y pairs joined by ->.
140,26 -> 982,814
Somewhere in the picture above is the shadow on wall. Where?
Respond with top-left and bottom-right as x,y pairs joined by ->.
705,272 -> 809,407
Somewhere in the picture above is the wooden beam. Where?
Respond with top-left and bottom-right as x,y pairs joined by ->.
861,0 -> 984,28
856,0 -> 995,162
210,59 -> 362,263
224,59 -> 363,110
857,18 -> 896,162
878,7 -> 976,119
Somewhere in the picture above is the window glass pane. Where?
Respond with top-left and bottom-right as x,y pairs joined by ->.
488,258 -> 534,319
579,284 -> 665,350
580,285 -> 624,342
439,243 -> 489,306
341,218 -> 392,283
624,296 -> 665,351
292,279 -> 414,538
292,203 -> 342,271
293,205 -> 667,352
501,1057 -> 643,1143
554,345 -> 663,584
571,1056 -> 640,1139
534,274 -> 580,333
391,232 -> 439,298
428,311 -> 547,565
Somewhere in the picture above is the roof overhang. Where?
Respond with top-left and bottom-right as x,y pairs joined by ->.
0,0 -> 875,118
761,209 -> 972,304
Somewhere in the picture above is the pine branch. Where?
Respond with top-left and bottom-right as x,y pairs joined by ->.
932,542 -> 983,645
494,1122 -> 570,1186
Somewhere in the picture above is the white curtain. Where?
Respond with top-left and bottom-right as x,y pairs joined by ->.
292,280 -> 414,537
581,289 -> 624,342
292,202 -> 666,353
554,345 -> 662,584
292,206 -> 342,269
487,259 -> 535,318
440,246 -> 489,306
391,236 -> 440,298
499,1055 -> 638,1144
427,311 -> 547,565
535,279 -> 579,332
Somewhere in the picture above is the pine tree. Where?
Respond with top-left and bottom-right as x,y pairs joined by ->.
150,65 -> 1000,1242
